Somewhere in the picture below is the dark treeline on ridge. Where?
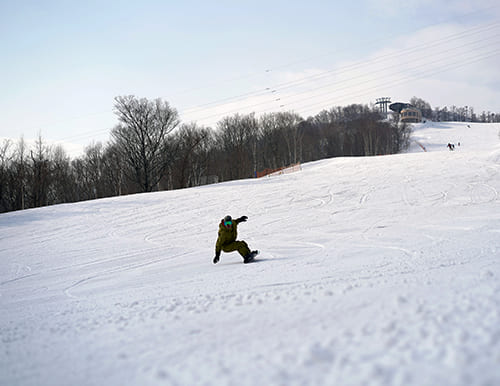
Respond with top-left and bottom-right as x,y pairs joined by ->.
0,95 -> 497,213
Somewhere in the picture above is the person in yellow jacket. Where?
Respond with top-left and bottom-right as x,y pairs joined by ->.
213,215 -> 258,264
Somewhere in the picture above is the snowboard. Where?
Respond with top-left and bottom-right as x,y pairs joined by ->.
244,250 -> 259,264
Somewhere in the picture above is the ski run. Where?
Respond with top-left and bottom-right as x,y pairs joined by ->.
1,121 -> 500,386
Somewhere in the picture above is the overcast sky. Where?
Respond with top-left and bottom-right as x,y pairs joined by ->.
1,0 -> 499,152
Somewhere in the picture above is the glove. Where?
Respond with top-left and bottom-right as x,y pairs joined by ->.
213,251 -> 220,264
237,216 -> 248,222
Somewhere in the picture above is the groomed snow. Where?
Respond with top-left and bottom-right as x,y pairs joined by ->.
1,122 -> 500,386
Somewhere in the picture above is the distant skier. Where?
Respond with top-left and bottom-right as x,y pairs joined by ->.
213,215 -> 258,264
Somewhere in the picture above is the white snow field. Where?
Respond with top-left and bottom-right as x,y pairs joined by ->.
1,122 -> 500,386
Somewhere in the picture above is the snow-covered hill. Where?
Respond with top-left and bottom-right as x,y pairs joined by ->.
1,122 -> 500,386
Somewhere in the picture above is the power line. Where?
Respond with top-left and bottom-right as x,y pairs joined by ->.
178,21 -> 499,117
169,3 -> 500,101
16,5 -> 500,144
297,49 -> 500,117
180,25 -> 500,124
274,36 -> 500,112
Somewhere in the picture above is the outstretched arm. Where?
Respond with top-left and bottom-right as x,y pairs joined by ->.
235,216 -> 248,223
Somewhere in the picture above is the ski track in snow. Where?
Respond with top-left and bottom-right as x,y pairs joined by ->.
1,122 -> 500,386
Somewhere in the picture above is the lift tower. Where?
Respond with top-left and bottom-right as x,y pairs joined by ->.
375,97 -> 391,119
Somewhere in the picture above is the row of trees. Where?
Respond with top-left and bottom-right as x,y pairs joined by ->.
1,95 -> 413,213
409,97 -> 500,123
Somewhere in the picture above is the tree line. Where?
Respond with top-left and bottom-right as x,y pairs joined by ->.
409,97 -> 500,123
4,94 -> 488,213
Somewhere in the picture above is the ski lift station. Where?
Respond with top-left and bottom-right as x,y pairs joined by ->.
389,102 -> 422,123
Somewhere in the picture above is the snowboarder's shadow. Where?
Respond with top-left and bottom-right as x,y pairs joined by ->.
224,258 -> 267,265
223,255 -> 289,265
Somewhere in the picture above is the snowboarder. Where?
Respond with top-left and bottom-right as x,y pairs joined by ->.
213,215 -> 258,264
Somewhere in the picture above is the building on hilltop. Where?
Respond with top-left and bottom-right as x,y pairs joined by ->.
400,107 -> 422,123
389,102 -> 422,123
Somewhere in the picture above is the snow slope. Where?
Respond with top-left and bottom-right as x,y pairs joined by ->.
1,122 -> 500,386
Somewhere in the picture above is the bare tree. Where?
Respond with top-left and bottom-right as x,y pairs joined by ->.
101,144 -> 126,196
111,96 -> 179,192
216,113 -> 258,180
50,145 -> 73,204
83,142 -> 106,199
410,97 -> 432,119
0,139 -> 13,211
29,134 -> 52,208
278,112 -> 303,165
170,123 -> 211,189
14,137 -> 28,210
259,113 -> 286,170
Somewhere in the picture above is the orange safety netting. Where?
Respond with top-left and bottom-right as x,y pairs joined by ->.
256,163 -> 301,178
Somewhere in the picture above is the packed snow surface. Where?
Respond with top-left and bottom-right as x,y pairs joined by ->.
1,122 -> 500,386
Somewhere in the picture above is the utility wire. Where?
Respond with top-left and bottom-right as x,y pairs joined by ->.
21,4 -> 500,144
297,49 -> 500,117
179,22 -> 499,116
181,30 -> 500,124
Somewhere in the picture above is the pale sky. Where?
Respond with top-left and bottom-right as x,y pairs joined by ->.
1,0 -> 499,153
